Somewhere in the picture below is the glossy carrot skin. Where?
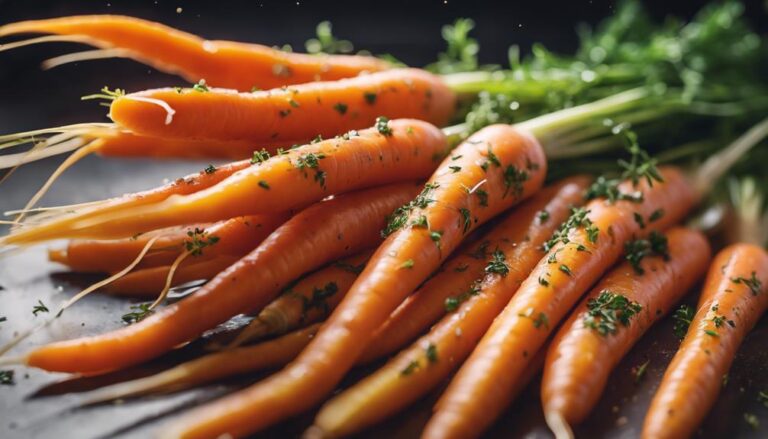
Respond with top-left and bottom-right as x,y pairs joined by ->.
50,215 -> 286,273
160,124 -> 547,439
542,227 -> 711,426
108,69 -> 455,143
24,183 -> 421,373
313,176 -> 590,437
642,243 -> 768,439
3,119 -> 446,245
0,15 -> 390,90
423,167 -> 696,439
358,176 -> 591,364
233,251 -> 372,343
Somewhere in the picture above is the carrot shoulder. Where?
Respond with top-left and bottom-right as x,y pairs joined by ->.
108,69 -> 455,143
423,166 -> 697,439
0,15 -> 390,90
22,182 -> 420,373
311,176 -> 590,437
160,123 -> 547,438
642,243 -> 768,439
541,227 -> 711,431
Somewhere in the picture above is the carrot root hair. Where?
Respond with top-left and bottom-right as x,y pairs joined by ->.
41,48 -> 134,70
545,411 -> 575,439
0,34 -> 101,52
147,251 -> 191,310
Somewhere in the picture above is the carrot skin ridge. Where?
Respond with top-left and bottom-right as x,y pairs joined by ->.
641,243 -> 768,439
422,166 -> 697,439
159,124 -> 547,438
24,183 -> 421,374
541,227 -> 712,426
0,15 -> 390,90
313,176 -> 591,437
108,69 -> 455,143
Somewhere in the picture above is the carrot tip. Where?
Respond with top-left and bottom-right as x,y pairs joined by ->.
302,425 -> 331,439
545,411 -> 574,439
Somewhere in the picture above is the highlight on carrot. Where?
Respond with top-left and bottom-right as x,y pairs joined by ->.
541,227 -> 712,439
82,324 -> 320,405
642,177 -> 768,439
13,182 -> 421,374
158,116 -> 548,438
0,15 -> 390,90
310,176 -> 590,437
1,118 -> 447,245
225,250 -> 372,347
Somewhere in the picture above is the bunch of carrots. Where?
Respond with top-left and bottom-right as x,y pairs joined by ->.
1,1 -> 768,438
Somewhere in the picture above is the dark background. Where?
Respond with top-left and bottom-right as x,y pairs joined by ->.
1,1 -> 768,439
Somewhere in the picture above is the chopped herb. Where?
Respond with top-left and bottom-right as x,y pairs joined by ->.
204,165 -> 216,174
538,277 -> 549,287
451,154 -> 463,161
430,230 -> 443,248
289,99 -> 300,108
449,166 -> 462,173
311,134 -> 324,144
618,129 -> 664,187
258,180 -> 270,190
486,148 -> 502,168
533,312 -> 549,329
251,148 -> 271,165
400,360 -> 420,376
0,370 -> 14,385
632,360 -> 650,383
400,259 -> 415,269
376,116 -> 393,136
459,208 -> 472,234
731,271 -> 762,296
485,250 -> 509,276
444,282 -> 481,312
122,303 -> 153,324
278,109 -> 291,118
758,390 -> 768,408
711,313 -> 726,328
294,152 -> 327,188
382,183 -> 438,236
192,80 -> 209,92
672,305 -> 695,340
363,92 -> 377,104
426,343 -> 438,363
584,290 -> 643,336
559,264 -> 572,276
744,413 -> 760,430
0,317 -> 5,323
185,227 -> 220,256
633,212 -> 646,229
704,329 -> 719,337
537,210 -> 550,223
475,189 -> 489,207
545,207 -> 598,252
624,231 -> 669,275
649,209 -> 665,222
502,165 -> 528,198
333,102 -> 348,115
585,175 -> 643,204
32,300 -> 49,316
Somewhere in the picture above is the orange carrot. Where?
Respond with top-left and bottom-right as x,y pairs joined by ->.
358,175 -> 591,364
83,324 -> 321,405
49,214 -> 286,273
19,182 -> 421,374
228,251 -> 372,346
107,69 -> 455,143
3,118 -> 446,245
0,15 -> 389,90
642,243 -> 768,439
159,123 -> 547,439
422,167 -> 697,439
542,227 -> 711,437
310,176 -> 589,437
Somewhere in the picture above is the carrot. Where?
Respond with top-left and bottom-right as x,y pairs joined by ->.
83,324 -> 321,405
542,227 -> 712,438
227,251 -> 372,347
2,118 -> 446,245
17,182 -> 421,373
105,68 -> 454,143
422,167 -> 697,439
0,15 -> 390,90
50,214 -> 287,273
159,123 -> 547,439
310,176 -> 590,437
642,243 -> 768,439
357,175 -> 591,364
